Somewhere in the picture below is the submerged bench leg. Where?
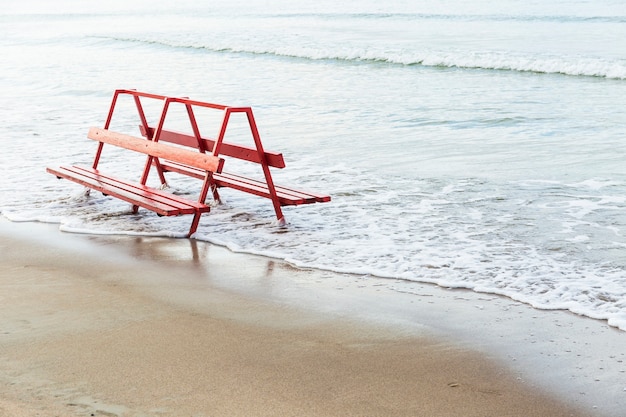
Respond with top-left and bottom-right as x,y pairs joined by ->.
187,211 -> 202,238
270,198 -> 286,226
211,184 -> 221,204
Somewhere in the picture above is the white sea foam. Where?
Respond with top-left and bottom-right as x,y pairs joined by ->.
107,36 -> 626,80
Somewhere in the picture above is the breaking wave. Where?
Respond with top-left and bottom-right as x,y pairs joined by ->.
103,36 -> 626,80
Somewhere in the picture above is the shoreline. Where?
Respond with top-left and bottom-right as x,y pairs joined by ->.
1,218 -> 624,416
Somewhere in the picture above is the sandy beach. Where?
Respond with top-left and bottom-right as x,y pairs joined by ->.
0,219 -> 623,416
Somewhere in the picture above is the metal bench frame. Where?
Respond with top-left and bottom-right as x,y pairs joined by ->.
118,89 -> 329,224
47,89 -> 330,236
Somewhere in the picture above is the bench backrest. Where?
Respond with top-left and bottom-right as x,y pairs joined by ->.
88,127 -> 224,173
139,126 -> 286,169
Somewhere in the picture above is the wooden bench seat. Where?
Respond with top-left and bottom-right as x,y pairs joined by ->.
155,159 -> 331,206
47,165 -> 209,217
47,127 -> 224,237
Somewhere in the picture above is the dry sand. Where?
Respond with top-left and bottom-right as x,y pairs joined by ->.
0,219 -> 622,416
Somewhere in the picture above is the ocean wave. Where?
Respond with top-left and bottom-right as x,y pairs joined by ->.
102,36 -> 626,80
269,12 -> 626,24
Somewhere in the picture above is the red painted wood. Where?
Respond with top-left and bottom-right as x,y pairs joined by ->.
155,161 -> 327,205
140,126 -> 286,169
47,165 -> 209,216
239,108 -> 284,220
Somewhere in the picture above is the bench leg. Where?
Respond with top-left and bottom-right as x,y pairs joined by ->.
211,184 -> 221,204
271,199 -> 286,226
187,211 -> 202,238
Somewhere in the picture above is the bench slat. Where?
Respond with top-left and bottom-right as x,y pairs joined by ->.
88,127 -> 224,173
140,126 -> 286,168
70,165 -> 208,211
47,165 -> 209,216
156,160 -> 329,205
216,172 -> 331,204
215,174 -> 313,205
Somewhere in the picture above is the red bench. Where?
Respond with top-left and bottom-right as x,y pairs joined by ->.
47,127 -> 224,237
47,89 -> 330,236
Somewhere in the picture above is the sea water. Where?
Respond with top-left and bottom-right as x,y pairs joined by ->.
1,0 -> 625,329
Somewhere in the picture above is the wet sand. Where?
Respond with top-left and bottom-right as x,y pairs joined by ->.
0,219 -> 623,416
